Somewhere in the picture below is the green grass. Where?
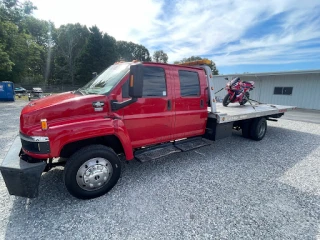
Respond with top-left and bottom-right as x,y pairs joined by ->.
15,95 -> 28,101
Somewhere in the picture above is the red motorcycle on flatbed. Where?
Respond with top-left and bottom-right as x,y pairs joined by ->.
223,77 -> 255,107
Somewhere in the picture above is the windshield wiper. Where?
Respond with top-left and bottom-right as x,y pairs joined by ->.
74,88 -> 87,95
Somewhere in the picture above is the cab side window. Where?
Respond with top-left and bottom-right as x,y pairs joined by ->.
178,70 -> 200,96
143,66 -> 167,97
122,66 -> 167,98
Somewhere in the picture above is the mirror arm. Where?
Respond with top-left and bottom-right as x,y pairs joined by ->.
111,98 -> 138,111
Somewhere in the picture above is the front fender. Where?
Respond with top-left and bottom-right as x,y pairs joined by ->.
113,119 -> 134,160
49,118 -> 134,160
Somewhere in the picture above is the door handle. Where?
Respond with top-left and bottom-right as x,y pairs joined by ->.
200,99 -> 204,108
167,100 -> 172,110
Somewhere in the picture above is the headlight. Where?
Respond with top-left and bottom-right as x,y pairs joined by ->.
20,133 -> 50,154
20,133 -> 49,142
31,136 -> 49,142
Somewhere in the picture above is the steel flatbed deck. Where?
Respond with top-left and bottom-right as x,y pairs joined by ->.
208,103 -> 296,124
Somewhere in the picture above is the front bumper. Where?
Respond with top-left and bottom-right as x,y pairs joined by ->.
0,136 -> 46,198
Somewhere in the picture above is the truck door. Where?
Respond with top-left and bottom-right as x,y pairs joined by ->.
172,68 -> 208,139
122,65 -> 174,148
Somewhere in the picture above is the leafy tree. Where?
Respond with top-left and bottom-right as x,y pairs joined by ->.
117,41 -> 151,62
0,48 -> 14,71
0,21 -> 16,71
0,0 -> 36,25
174,56 -> 219,75
132,44 -> 151,62
76,26 -> 117,84
101,33 -> 117,67
152,50 -> 168,63
0,19 -> 43,82
0,0 -> 154,87
0,0 -> 39,81
23,16 -> 55,83
54,23 -> 89,85
24,16 -> 54,46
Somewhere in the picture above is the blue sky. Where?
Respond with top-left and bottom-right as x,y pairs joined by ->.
31,0 -> 320,74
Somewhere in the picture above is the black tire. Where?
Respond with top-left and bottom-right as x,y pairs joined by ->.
240,92 -> 249,105
223,94 -> 231,107
250,118 -> 267,141
241,121 -> 251,138
64,145 -> 121,199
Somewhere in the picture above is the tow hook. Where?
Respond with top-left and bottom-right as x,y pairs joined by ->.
43,158 -> 66,172
44,158 -> 53,172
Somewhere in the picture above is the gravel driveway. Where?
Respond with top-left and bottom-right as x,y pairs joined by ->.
0,101 -> 320,240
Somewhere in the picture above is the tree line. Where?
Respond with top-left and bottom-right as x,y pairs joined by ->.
0,0 -> 218,87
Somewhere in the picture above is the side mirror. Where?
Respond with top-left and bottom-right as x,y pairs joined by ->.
129,64 -> 144,98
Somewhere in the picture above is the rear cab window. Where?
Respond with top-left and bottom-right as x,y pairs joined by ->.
178,70 -> 200,97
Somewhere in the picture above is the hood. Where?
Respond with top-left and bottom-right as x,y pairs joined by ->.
20,92 -> 109,134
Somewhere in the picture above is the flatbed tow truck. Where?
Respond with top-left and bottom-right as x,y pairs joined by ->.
0,60 -> 296,199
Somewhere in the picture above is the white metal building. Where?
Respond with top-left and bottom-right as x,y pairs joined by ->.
213,70 -> 320,110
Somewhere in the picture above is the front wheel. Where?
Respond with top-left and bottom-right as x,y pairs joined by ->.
64,145 -> 121,199
223,93 -> 231,107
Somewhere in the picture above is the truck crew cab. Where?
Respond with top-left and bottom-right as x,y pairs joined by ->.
0,60 -> 295,199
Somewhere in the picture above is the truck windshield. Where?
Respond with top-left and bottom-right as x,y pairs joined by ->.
78,63 -> 130,95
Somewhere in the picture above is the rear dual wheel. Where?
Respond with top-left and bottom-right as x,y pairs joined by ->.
242,117 -> 267,141
250,118 -> 267,140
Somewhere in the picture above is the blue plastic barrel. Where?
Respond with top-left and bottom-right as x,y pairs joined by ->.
0,81 -> 15,101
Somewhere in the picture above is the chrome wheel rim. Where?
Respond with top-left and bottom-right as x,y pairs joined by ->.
76,158 -> 113,191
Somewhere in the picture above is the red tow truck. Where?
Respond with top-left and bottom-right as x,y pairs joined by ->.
0,60 -> 296,199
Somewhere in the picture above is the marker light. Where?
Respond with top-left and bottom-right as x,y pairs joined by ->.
41,119 -> 48,130
177,59 -> 211,66
130,75 -> 134,87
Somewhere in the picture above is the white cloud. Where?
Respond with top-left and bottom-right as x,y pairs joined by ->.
31,0 -> 163,42
31,0 -> 320,67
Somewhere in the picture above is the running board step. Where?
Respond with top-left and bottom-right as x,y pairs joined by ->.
134,138 -> 212,162
174,137 -> 211,152
134,144 -> 181,162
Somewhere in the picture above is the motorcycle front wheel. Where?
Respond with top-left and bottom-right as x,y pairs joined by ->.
223,93 -> 231,107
